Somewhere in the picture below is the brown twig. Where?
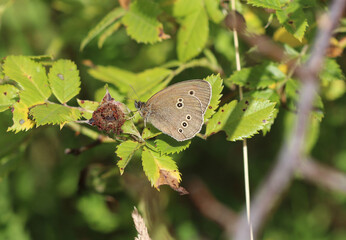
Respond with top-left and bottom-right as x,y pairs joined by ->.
232,0 -> 346,239
187,177 -> 238,234
298,158 -> 346,194
64,138 -> 102,155
187,158 -> 346,235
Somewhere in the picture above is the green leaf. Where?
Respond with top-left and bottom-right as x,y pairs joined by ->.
121,120 -> 142,141
142,125 -> 162,140
0,84 -> 19,112
226,62 -> 286,89
214,30 -> 236,63
88,66 -> 137,93
77,99 -> 99,119
204,74 -> 223,120
204,0 -> 224,23
98,21 -> 122,48
285,78 -> 299,101
133,67 -> 172,100
89,66 -> 171,101
177,7 -> 209,62
77,194 -> 119,232
244,89 -> 281,105
3,56 -> 51,106
243,89 -> 280,135
206,99 -> 276,141
305,114 -> 320,153
285,78 -> 324,121
262,108 -> 278,135
30,103 -> 81,126
7,102 -> 35,133
48,59 -> 80,104
122,0 -> 166,44
283,111 -> 320,154
247,0 -> 289,10
26,55 -> 53,61
323,79 -> 346,101
276,1 -> 308,41
155,135 -> 191,154
320,58 -> 345,85
245,8 -> 266,35
116,140 -> 142,174
299,0 -> 317,7
0,154 -> 21,179
173,0 -> 202,17
80,8 -> 126,50
141,147 -> 180,187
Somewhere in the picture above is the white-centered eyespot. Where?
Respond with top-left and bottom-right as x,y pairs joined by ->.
181,121 -> 188,128
188,90 -> 195,96
186,114 -> 191,121
178,128 -> 183,133
176,102 -> 184,109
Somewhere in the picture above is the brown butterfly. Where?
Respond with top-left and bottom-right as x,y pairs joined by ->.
135,80 -> 212,141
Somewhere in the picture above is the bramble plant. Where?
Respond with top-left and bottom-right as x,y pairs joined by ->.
0,55 -> 277,193
0,0 -> 345,239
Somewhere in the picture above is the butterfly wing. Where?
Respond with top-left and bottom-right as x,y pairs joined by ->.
146,79 -> 211,112
144,80 -> 211,141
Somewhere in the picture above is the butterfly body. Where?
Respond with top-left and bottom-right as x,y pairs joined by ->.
135,80 -> 211,141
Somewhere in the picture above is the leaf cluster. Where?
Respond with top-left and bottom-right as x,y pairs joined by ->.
0,0 -> 345,199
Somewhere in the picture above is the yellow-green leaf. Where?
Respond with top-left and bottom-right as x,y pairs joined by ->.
80,8 -> 126,50
122,0 -> 166,44
276,1 -> 308,42
177,7 -> 209,62
247,0 -> 289,10
155,135 -> 191,155
0,84 -> 19,112
3,56 -> 51,106
88,66 -> 137,93
204,0 -> 224,23
204,74 -> 223,120
142,125 -> 162,140
121,120 -> 142,141
98,21 -> 122,48
116,140 -> 142,174
141,147 -> 180,187
48,59 -> 80,104
77,99 -> 99,119
30,103 -> 81,126
7,102 -> 35,133
173,0 -> 202,17
226,62 -> 286,89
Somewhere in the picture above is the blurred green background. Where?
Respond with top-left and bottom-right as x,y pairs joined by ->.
1,0 -> 346,239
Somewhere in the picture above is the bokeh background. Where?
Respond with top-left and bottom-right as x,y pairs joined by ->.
1,0 -> 346,239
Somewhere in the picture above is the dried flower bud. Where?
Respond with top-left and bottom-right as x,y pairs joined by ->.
89,90 -> 128,134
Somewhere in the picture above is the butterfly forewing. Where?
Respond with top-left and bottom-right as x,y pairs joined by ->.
146,80 -> 211,113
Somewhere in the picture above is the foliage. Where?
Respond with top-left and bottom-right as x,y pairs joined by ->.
0,0 -> 345,239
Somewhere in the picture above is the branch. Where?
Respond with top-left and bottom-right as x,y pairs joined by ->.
187,177 -> 238,234
65,138 -> 102,155
232,0 -> 346,239
298,158 -> 346,194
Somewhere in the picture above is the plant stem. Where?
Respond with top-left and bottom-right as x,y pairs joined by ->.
230,1 -> 254,240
